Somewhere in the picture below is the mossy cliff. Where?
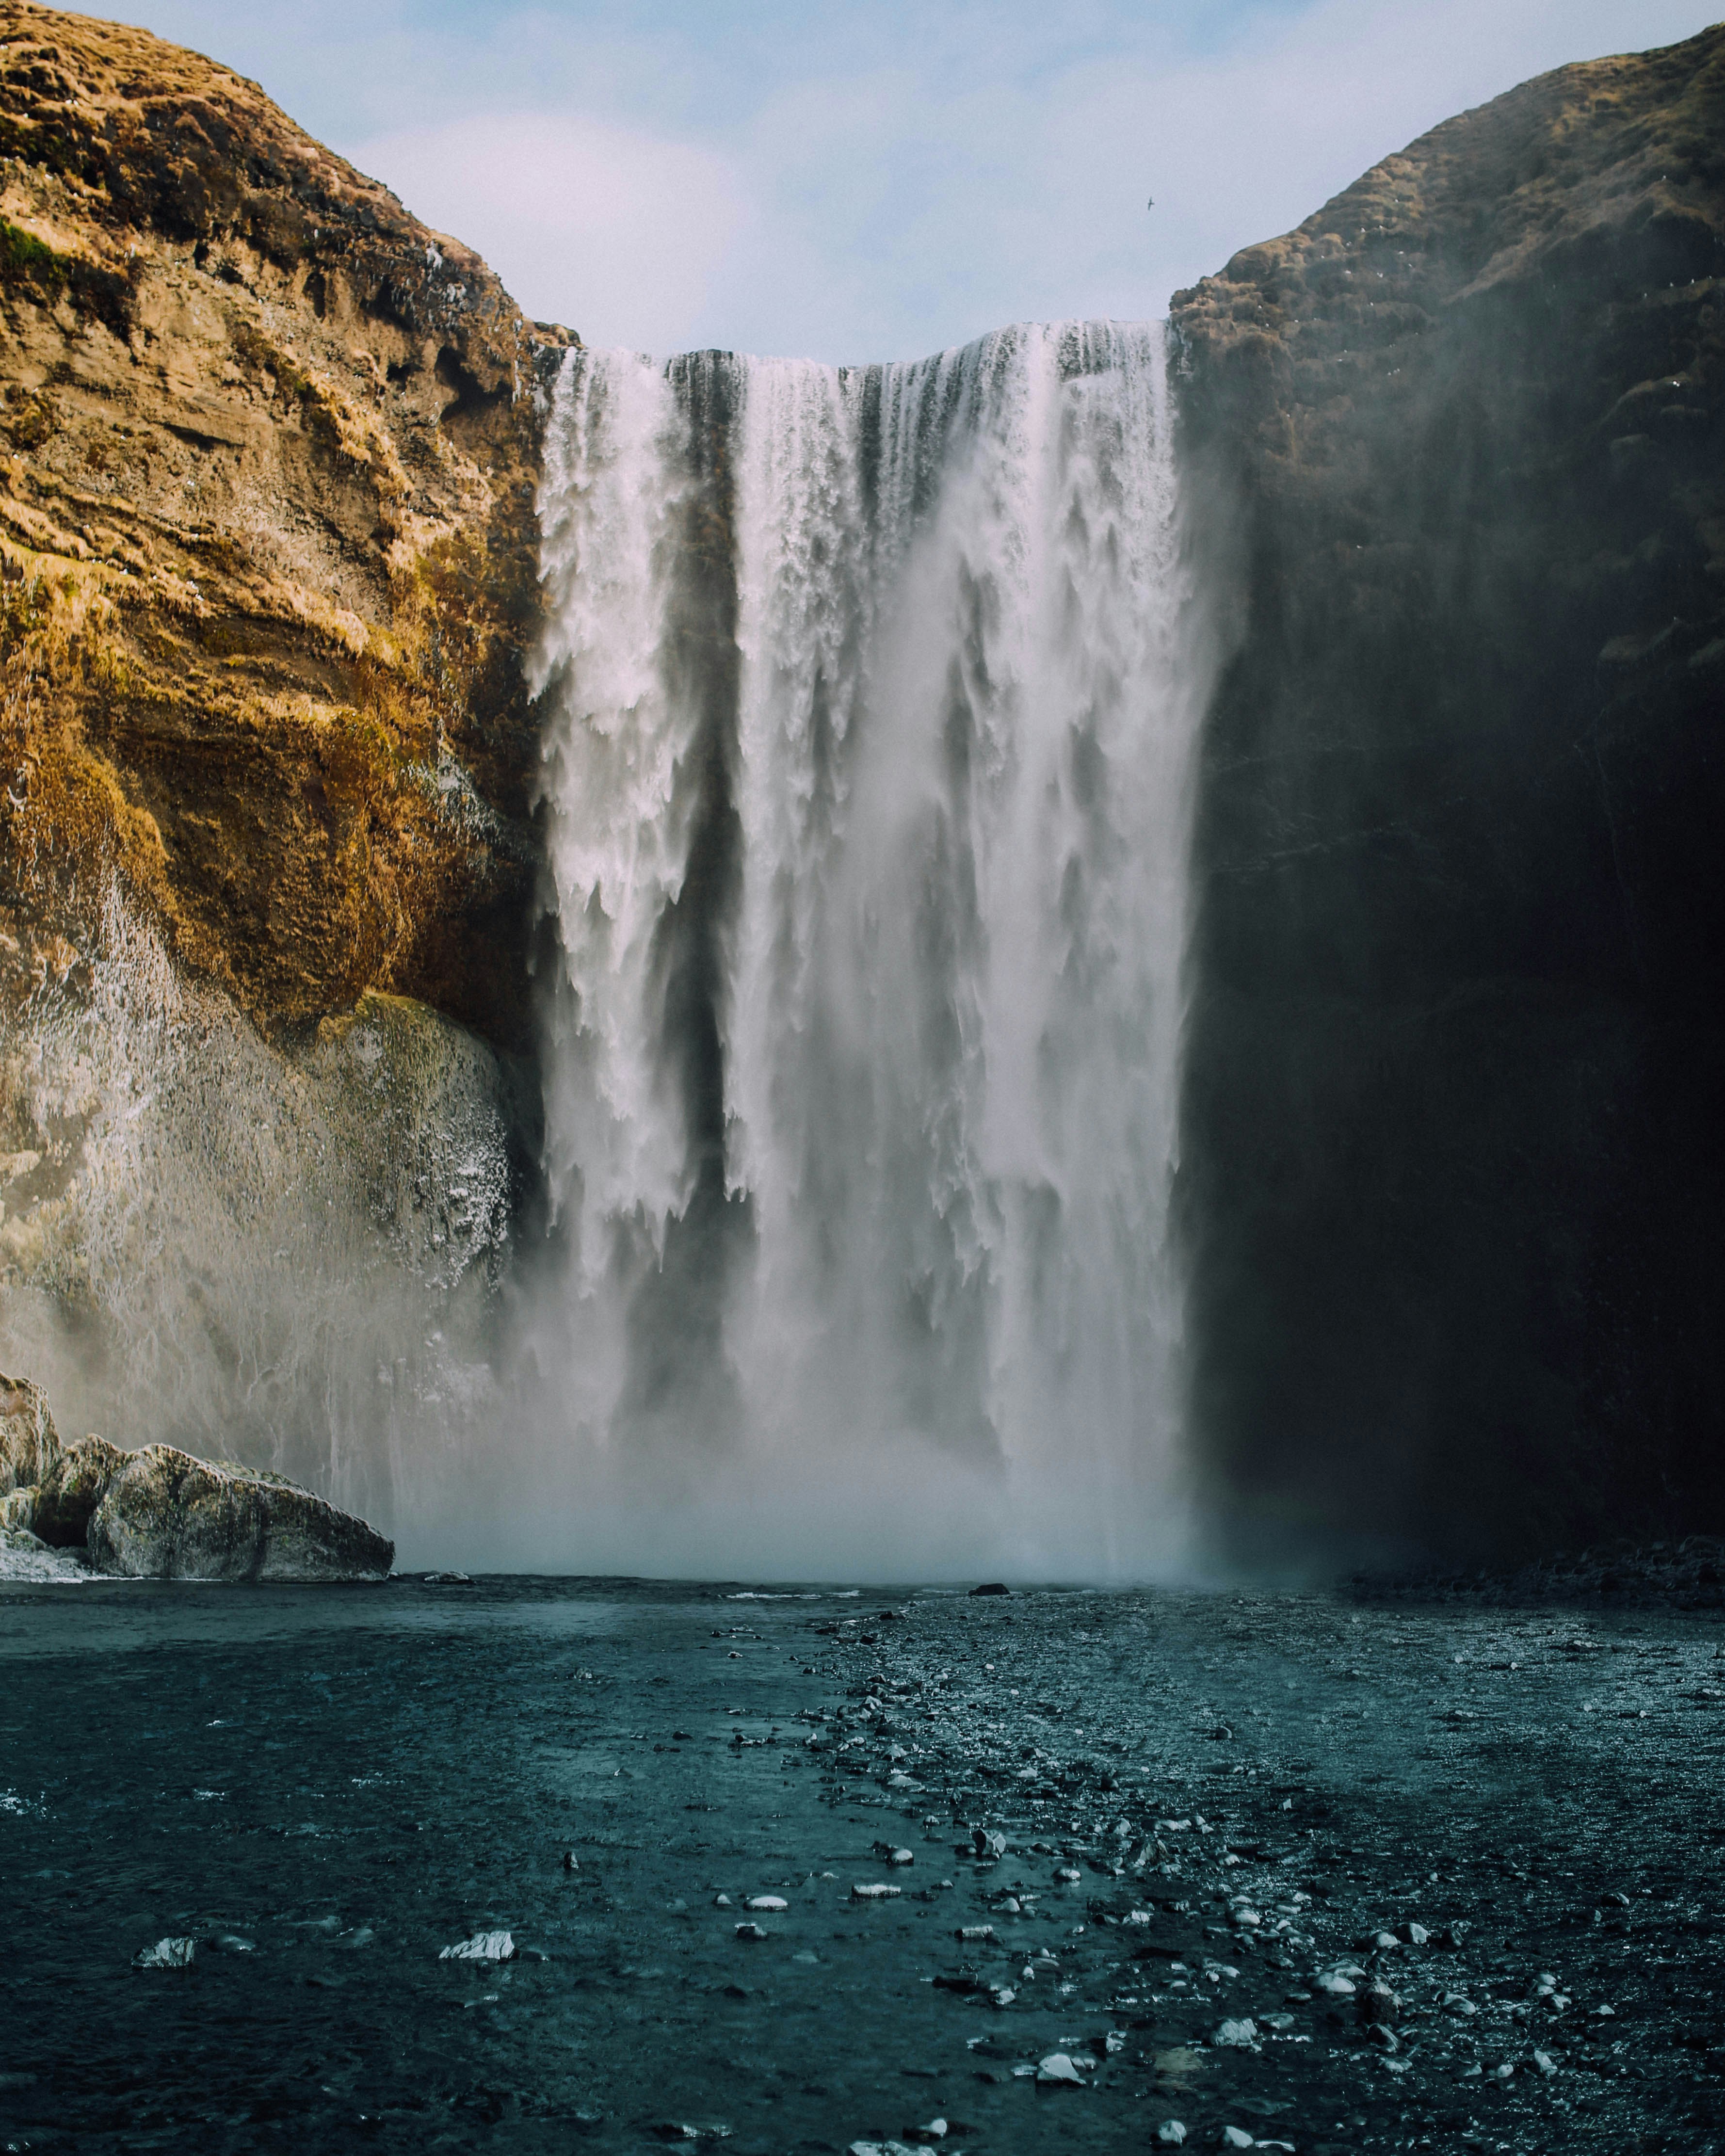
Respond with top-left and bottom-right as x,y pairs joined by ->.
0,0 -> 573,1048
1172,26 -> 1725,1561
0,4 -> 567,1540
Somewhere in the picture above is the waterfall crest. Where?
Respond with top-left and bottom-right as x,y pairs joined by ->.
531,322 -> 1209,1578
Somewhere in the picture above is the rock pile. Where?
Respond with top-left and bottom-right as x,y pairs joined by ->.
0,1372 -> 393,1581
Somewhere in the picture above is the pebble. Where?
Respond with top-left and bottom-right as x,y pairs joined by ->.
132,1936 -> 196,1969
957,1924 -> 996,1941
1035,2052 -> 1085,2085
972,1828 -> 1007,1858
734,1922 -> 768,1942
1216,2017 -> 1259,2048
1316,1973 -> 1356,1995
746,1896 -> 788,1911
889,1848 -> 914,1865
853,1883 -> 902,1900
562,1851 -> 579,1872
1157,2125 -> 1187,2146
1222,2129 -> 1255,2150
438,1931 -> 515,1963
1054,1866 -> 1082,1884
714,1894 -> 733,1908
1401,1920 -> 1430,1945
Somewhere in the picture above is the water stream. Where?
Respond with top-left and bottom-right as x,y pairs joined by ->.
530,322 -> 1210,1578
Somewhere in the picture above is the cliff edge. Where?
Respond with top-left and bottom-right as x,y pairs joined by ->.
1171,26 -> 1725,1561
0,0 -> 573,1048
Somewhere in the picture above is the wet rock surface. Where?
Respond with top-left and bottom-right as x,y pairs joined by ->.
32,1434 -> 126,1546
86,1444 -> 395,1582
0,1369 -> 394,1581
0,1579 -> 1719,2152
0,1371 -> 57,1492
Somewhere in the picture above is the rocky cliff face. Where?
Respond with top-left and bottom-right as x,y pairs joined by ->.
1172,26 -> 1725,1562
0,4 -> 567,1543
0,0 -> 571,1046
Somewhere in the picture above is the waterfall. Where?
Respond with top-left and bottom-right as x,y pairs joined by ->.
530,322 -> 1208,1579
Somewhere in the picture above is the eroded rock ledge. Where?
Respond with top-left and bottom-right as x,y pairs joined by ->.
0,1369 -> 393,1579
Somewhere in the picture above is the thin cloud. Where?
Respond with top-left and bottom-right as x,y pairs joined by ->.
349,111 -> 751,353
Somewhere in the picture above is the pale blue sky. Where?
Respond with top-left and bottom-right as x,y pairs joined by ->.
100,0 -> 1719,360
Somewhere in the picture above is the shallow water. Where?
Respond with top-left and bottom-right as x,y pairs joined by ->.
0,1579 -> 1720,2153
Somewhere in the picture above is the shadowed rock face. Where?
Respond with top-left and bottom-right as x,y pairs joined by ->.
32,1431 -> 122,1543
1171,25 -> 1725,1565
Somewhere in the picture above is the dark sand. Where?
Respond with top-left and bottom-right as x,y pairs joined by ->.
0,1578 -> 1720,2152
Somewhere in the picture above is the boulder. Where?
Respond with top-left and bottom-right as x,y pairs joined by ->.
0,1373 -> 60,1494
33,1436 -> 127,1547
86,1445 -> 394,1582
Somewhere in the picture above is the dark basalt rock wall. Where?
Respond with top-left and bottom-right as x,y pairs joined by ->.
1171,25 -> 1725,1565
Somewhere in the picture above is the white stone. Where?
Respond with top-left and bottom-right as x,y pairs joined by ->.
133,1936 -> 196,1968
439,1931 -> 516,1962
1035,2053 -> 1085,2085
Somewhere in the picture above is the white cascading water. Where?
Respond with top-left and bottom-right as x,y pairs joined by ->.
530,322 -> 1209,1579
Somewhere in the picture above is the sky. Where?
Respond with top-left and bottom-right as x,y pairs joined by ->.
100,0 -> 1720,362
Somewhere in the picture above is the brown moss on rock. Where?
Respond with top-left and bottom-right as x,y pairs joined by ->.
0,1 -> 576,1049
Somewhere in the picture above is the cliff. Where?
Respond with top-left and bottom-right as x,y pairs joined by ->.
0,0 -> 572,1048
0,5 -> 565,1540
1172,26 -> 1725,1561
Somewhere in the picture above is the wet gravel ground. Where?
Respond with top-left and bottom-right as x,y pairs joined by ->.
0,1577 -> 1722,2155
